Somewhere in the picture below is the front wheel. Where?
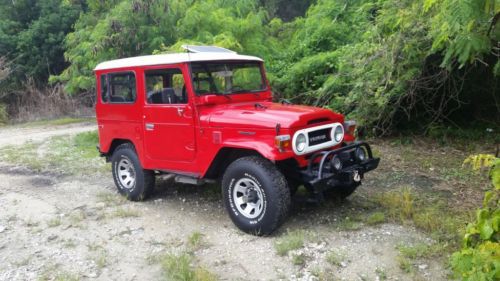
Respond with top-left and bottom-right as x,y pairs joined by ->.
111,143 -> 155,201
222,156 -> 291,235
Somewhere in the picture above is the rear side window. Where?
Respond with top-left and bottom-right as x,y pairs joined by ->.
100,75 -> 108,101
101,72 -> 136,103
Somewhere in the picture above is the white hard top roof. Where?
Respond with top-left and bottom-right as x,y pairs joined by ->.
94,52 -> 263,71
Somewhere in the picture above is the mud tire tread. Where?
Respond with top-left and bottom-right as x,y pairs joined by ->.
222,156 -> 291,235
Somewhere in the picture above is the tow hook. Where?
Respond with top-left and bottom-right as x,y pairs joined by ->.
353,170 -> 361,182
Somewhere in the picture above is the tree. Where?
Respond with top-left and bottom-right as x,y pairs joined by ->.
0,0 -> 82,85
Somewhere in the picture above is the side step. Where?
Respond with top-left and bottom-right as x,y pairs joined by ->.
157,172 -> 215,186
174,175 -> 205,186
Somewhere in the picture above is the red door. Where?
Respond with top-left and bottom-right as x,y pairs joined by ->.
142,66 -> 196,163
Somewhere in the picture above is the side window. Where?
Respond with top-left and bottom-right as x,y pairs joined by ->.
100,75 -> 108,102
101,72 -> 136,103
145,68 -> 187,104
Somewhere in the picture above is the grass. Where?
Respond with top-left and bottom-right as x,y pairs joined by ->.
292,253 -> 307,266
13,117 -> 95,128
310,267 -> 337,281
0,142 -> 43,171
47,217 -> 62,227
24,218 -> 39,227
87,242 -> 103,252
92,250 -> 107,270
148,233 -> 216,280
38,264 -> 80,281
96,191 -> 126,206
365,212 -> 386,225
160,252 -> 217,281
374,187 -> 414,222
359,136 -> 492,270
62,239 -> 77,248
335,216 -> 363,231
375,267 -> 387,280
274,230 -> 305,256
371,186 -> 470,246
187,231 -> 204,251
69,211 -> 86,226
397,256 -> 414,274
0,130 -> 108,176
397,243 -> 437,260
111,207 -> 140,218
325,250 -> 345,267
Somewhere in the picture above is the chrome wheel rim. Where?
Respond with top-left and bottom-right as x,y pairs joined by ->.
233,177 -> 264,219
117,157 -> 136,189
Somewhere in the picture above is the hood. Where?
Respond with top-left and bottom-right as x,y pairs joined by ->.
202,101 -> 344,129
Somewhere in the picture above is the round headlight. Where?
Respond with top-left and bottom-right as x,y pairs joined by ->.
333,125 -> 344,142
295,133 -> 307,152
331,155 -> 342,171
355,147 -> 366,162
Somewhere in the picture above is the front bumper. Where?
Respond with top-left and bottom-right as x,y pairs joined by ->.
300,142 -> 380,193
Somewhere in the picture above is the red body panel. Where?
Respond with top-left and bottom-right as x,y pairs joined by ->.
95,61 -> 354,178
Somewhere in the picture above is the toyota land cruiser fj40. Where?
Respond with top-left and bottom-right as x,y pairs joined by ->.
94,46 -> 379,235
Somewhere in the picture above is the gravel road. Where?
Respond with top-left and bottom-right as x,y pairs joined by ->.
0,123 -> 448,281
0,123 -> 96,147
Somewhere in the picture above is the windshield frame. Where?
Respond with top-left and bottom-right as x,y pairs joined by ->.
188,60 -> 268,96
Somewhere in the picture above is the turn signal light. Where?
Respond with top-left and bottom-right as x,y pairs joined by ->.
343,120 -> 356,136
275,135 -> 291,151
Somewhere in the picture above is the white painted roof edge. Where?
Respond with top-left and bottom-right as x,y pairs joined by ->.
94,52 -> 263,71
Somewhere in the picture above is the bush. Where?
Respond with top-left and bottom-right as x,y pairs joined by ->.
0,103 -> 8,125
450,157 -> 499,280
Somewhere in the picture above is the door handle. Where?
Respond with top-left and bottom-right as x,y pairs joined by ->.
177,108 -> 184,116
145,123 -> 154,131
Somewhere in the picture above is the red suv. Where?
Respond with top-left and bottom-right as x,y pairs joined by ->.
95,46 -> 379,235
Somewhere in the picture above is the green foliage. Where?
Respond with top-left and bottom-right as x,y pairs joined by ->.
425,0 -> 500,69
0,0 -> 82,84
464,154 -> 497,172
450,158 -> 500,280
160,252 -> 217,281
2,0 -> 497,132
0,103 -> 7,125
54,0 -> 190,92
365,212 -> 386,225
274,230 -> 305,256
55,0 -> 278,94
273,0 -> 499,132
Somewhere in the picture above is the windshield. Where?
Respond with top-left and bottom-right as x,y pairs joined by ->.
190,61 -> 266,95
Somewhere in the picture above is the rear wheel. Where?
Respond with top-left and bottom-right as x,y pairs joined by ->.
222,156 -> 291,235
111,143 -> 155,201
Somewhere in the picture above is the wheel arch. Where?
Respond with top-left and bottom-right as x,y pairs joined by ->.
102,138 -> 138,161
203,147 -> 263,180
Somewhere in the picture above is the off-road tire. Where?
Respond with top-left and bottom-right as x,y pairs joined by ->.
111,143 -> 155,201
324,183 -> 360,200
222,156 -> 291,235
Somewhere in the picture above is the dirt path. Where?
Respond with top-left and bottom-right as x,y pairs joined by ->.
0,123 -> 96,147
0,124 -> 448,281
